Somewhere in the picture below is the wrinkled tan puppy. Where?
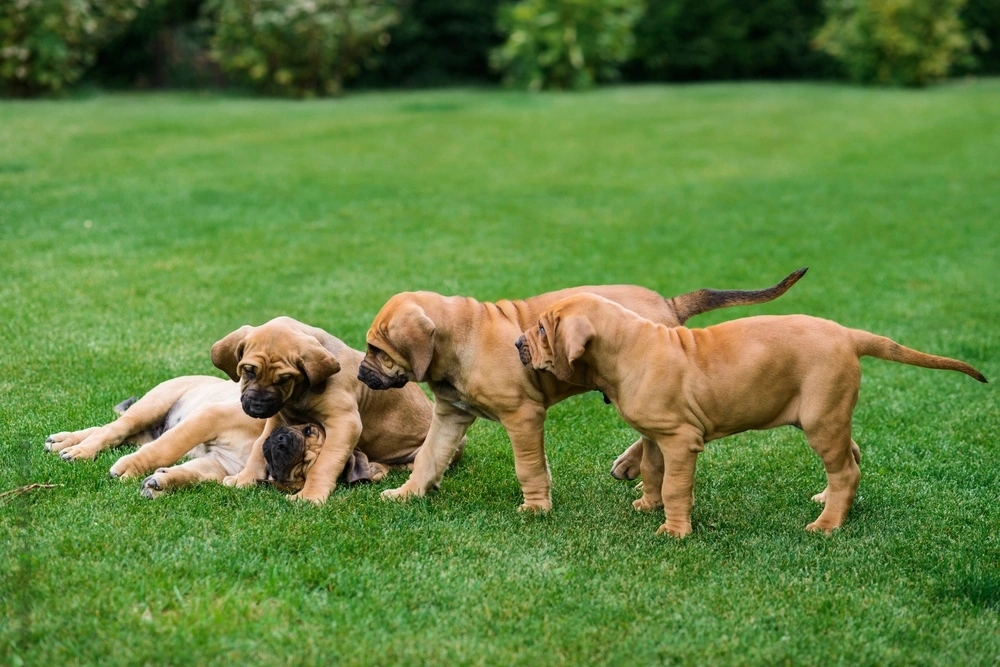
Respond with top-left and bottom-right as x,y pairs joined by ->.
358,269 -> 805,512
518,293 -> 987,536
45,376 -> 266,499
214,316 -> 446,504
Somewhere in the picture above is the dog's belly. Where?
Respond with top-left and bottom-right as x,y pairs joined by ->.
429,380 -> 499,421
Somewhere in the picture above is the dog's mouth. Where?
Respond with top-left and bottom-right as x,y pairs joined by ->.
358,360 -> 409,390
241,391 -> 283,419
515,334 -> 532,366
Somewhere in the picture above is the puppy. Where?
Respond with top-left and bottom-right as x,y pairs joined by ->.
358,269 -> 805,511
261,424 -> 390,492
213,316 -> 452,504
45,376 -> 264,499
518,293 -> 986,536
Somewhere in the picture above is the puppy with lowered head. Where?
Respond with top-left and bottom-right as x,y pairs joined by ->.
45,376 -> 265,498
213,316 -> 452,504
358,269 -> 806,512
518,293 -> 986,536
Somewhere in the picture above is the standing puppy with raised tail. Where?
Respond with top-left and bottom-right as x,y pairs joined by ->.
517,294 -> 987,536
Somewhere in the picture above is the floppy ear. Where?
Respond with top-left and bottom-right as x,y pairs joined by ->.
297,340 -> 341,388
396,306 -> 436,382
550,315 -> 594,382
211,325 -> 254,382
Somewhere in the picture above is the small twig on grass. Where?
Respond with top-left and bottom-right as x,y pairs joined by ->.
0,483 -> 63,500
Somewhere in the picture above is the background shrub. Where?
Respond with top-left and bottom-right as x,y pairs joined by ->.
814,0 -> 973,85
355,0 -> 503,87
490,0 -> 644,90
0,0 -> 147,97
626,0 -> 835,80
90,0 -> 220,89
961,0 -> 1000,72
206,0 -> 399,97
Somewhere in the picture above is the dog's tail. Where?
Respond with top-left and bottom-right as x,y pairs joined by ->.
669,267 -> 808,324
851,330 -> 987,383
113,396 -> 139,416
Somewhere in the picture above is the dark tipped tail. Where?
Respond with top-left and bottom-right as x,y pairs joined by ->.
113,396 -> 139,416
670,267 -> 808,324
852,330 -> 988,383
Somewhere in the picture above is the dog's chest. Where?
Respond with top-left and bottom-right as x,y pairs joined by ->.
428,380 -> 499,421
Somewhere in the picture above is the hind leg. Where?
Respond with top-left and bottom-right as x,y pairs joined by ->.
633,437 -> 664,511
611,437 -> 644,481
140,456 -> 229,499
811,441 -> 861,504
803,424 -> 861,533
51,377 -> 205,461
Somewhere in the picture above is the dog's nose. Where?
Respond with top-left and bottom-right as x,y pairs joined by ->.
515,335 -> 525,350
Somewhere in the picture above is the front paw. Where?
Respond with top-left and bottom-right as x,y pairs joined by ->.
109,454 -> 145,480
655,521 -> 692,538
632,496 -> 663,512
222,474 -> 255,489
517,498 -> 553,513
45,432 -> 73,453
381,485 -> 423,502
288,489 -> 328,505
140,472 -> 166,499
59,444 -> 100,461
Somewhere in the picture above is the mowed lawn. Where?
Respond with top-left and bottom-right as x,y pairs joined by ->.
1,82 -> 998,664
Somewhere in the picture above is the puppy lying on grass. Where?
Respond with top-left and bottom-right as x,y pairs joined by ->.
517,293 -> 986,537
45,376 -> 386,498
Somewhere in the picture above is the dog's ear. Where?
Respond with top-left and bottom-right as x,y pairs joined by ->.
297,339 -> 341,388
211,325 -> 254,382
395,306 -> 436,382
551,315 -> 594,382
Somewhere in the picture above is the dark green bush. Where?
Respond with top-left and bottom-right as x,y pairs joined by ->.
962,0 -> 999,72
627,0 -> 834,81
1,0 -> 147,96
814,0 -> 973,86
354,0 -> 503,87
491,0 -> 644,90
206,0 -> 399,97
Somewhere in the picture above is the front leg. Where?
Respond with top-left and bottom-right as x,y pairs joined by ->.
611,436 -> 645,481
383,400 -> 475,502
653,432 -> 703,538
291,409 -> 363,505
140,456 -> 229,499
223,418 -> 276,488
501,405 -> 551,512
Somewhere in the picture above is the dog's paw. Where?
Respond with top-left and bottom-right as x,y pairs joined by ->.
655,521 -> 692,538
810,487 -> 829,504
44,432 -> 73,453
222,474 -> 254,489
59,444 -> 100,461
632,497 -> 663,512
288,490 -> 327,506
109,455 -> 145,480
805,520 -> 837,535
381,485 -> 421,502
140,473 -> 166,500
517,499 -> 553,513
368,462 -> 390,483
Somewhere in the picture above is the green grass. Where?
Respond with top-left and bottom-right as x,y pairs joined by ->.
1,82 -> 998,665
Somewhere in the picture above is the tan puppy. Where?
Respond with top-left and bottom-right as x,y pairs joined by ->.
46,376 -> 266,498
358,269 -> 806,512
213,316 -> 447,504
518,294 -> 987,536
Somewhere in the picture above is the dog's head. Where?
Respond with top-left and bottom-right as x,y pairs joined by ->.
359,293 -> 436,390
211,318 -> 341,419
261,423 -> 325,492
516,295 -> 597,382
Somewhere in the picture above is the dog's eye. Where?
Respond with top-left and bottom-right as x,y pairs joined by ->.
242,366 -> 256,379
303,426 -> 313,437
538,324 -> 545,337
277,376 -> 291,386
